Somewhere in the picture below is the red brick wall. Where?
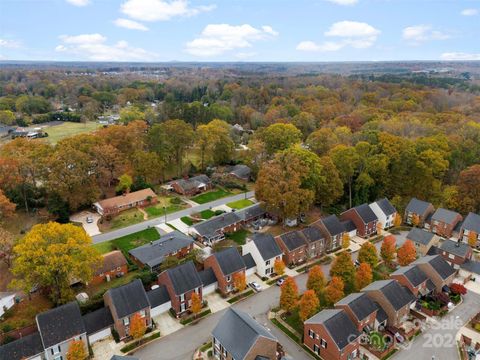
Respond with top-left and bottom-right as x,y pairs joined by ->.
274,237 -> 307,265
91,264 -> 128,286
341,209 -> 367,237
391,274 -> 421,297
204,256 -> 245,295
335,304 -> 376,332
304,323 -> 360,360
433,214 -> 463,238
158,272 -> 202,315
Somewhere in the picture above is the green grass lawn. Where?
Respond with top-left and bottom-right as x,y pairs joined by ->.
190,189 -> 232,204
281,309 -> 304,335
144,196 -> 187,218
87,270 -> 140,298
200,209 -> 216,219
225,229 -> 250,245
98,208 -> 145,232
226,199 -> 254,210
45,121 -> 102,144
93,227 -> 160,255
181,216 -> 194,226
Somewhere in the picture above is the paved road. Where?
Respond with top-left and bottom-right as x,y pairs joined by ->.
393,291 -> 480,360
92,191 -> 254,244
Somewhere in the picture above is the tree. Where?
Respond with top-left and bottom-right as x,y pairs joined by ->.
306,265 -> 326,298
457,165 -> 480,213
380,235 -> 396,265
342,232 -> 350,249
233,272 -> 247,292
411,214 -> 420,227
316,156 -> 343,208
468,231 -> 478,248
393,213 -> 402,227
376,222 -> 383,236
306,128 -> 339,156
355,262 -> 373,290
0,227 -> 15,267
258,123 -> 302,155
358,242 -> 378,269
450,283 -> 467,295
397,239 -> 417,266
274,258 -> 286,276
119,106 -> 145,124
0,110 -> 16,125
116,173 -> 133,194
324,276 -> 344,306
129,312 -> 147,340
191,292 -> 202,317
330,252 -> 355,290
11,222 -> 102,305
280,277 -> 298,313
195,119 -> 235,168
0,189 -> 16,221
66,340 -> 87,360
329,145 -> 360,208
299,290 -> 320,322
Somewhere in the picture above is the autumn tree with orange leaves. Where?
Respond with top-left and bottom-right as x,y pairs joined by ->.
397,239 -> 417,266
129,313 -> 147,340
324,276 -> 345,306
191,292 -> 202,317
66,340 -> 87,360
280,277 -> 298,313
299,290 -> 320,321
233,272 -> 247,292
380,235 -> 396,265
355,262 -> 373,290
274,258 -> 286,276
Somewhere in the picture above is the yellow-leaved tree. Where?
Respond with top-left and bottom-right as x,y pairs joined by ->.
66,340 -> 87,360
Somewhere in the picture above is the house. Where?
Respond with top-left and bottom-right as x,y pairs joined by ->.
227,164 -> 251,181
198,267 -> 219,296
404,198 -> 435,226
301,226 -> 326,259
190,212 -> 243,245
430,208 -> 463,238
103,279 -> 151,340
147,285 -> 172,317
242,233 -> 283,278
275,230 -> 307,265
304,309 -> 361,360
334,293 -> 378,333
340,220 -> 357,239
406,228 -> 439,256
129,231 -> 195,272
157,261 -> 203,316
93,188 -> 157,216
438,239 -> 473,269
0,292 -> 16,317
361,280 -> 416,327
340,204 -> 378,238
171,175 -> 212,196
460,212 -> 480,247
92,251 -> 128,285
0,333 -> 44,360
315,215 -> 345,252
212,308 -> 278,360
369,198 -> 397,229
36,302 -> 88,360
391,265 -> 433,298
242,253 -> 257,276
412,255 -> 456,293
82,306 -> 114,345
204,247 -> 246,295
237,203 -> 267,224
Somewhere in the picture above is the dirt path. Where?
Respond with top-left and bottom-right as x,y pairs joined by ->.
137,207 -> 149,220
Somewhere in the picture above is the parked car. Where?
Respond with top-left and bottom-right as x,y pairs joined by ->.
276,278 -> 285,286
386,326 -> 405,343
354,259 -> 360,267
86,216 -> 94,223
249,282 -> 262,292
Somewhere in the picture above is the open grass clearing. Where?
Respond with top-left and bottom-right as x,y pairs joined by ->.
226,199 -> 254,210
144,196 -> 187,218
44,121 -> 102,144
190,189 -> 232,204
92,227 -> 160,255
225,229 -> 250,245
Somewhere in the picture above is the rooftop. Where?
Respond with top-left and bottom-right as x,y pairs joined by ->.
407,228 -> 435,246
164,261 -> 203,295
147,285 -> 171,308
439,239 -> 471,258
406,198 -> 433,216
462,212 -> 480,234
391,265 -> 428,287
413,255 -> 456,280
319,215 -> 345,237
0,333 -> 44,360
251,232 -> 282,260
352,203 -> 378,224
212,247 -> 246,275
95,250 -> 128,276
106,279 -> 150,318
432,208 -> 461,224
362,280 -> 415,311
192,212 -> 242,238
335,292 -> 378,322
95,188 -> 156,210
373,198 -> 397,216
82,306 -> 114,335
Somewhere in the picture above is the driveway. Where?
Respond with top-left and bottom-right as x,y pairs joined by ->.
70,211 -> 101,236
167,218 -> 190,234
205,293 -> 229,313
153,312 -> 183,337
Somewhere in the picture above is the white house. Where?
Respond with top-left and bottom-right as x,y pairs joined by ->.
0,292 -> 16,317
369,198 -> 397,229
242,233 -> 283,278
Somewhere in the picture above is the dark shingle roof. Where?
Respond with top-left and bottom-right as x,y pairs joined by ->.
374,302 -> 388,324
391,265 -> 428,287
198,267 -> 218,286
406,198 -> 432,215
175,175 -> 210,192
460,260 -> 480,275
213,247 -> 246,275
439,240 -> 471,258
341,220 -> 357,233
407,228 -> 435,246
165,261 -> 202,295
427,245 -> 441,256
462,212 -> 480,234
129,231 -> 194,268
147,285 -> 171,308
335,293 -> 377,322
228,164 -> 251,179
432,208 -> 461,225
305,309 -> 360,350
353,203 -> 378,224
243,253 -> 256,270
320,215 -> 345,237
82,307 -> 114,335
96,250 -> 128,276
413,255 -> 456,280
212,308 -> 276,360
0,333 -> 44,360
107,279 -> 150,319
301,226 -> 325,244
278,230 -> 306,251
375,198 -> 397,216
362,280 -> 415,311
37,302 -> 86,348
238,204 -> 266,221
193,212 -> 242,238
251,233 -> 282,260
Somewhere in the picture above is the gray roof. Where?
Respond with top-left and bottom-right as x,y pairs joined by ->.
198,267 -> 218,286
82,307 -> 114,335
320,215 -> 345,237
0,333 -> 44,360
460,260 -> 480,275
431,208 -> 461,225
107,279 -> 150,318
341,220 -> 357,233
374,198 -> 397,216
439,240 -> 471,258
165,261 -> 202,295
305,309 -> 360,350
111,356 -> 139,360
391,265 -> 428,287
407,228 -> 435,245
427,245 -> 441,256
175,174 -> 210,192
251,233 -> 282,260
301,226 -> 325,244
462,212 -> 480,234
37,302 -> 86,348
213,247 -> 246,275
362,280 -> 415,311
212,308 -> 277,360
238,203 -> 266,221
243,253 -> 256,270
406,198 -> 433,216
192,212 -> 242,238
374,302 -> 388,324
278,230 -> 306,251
228,164 -> 251,179
352,203 -> 378,224
335,293 -> 378,322
147,285 -> 171,308
129,231 -> 194,268
413,255 -> 456,280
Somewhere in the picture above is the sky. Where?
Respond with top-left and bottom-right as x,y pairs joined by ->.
0,0 -> 480,62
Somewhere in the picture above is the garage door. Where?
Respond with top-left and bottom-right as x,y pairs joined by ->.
246,267 -> 256,276
203,283 -> 217,295
88,327 -> 111,344
151,301 -> 171,317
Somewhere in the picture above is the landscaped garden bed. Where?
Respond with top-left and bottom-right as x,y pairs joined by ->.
180,308 -> 212,325
227,289 -> 254,304
120,331 -> 161,353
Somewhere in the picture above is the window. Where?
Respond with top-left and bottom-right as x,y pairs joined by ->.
226,275 -> 231,282
308,329 -> 315,338
139,310 -> 146,318
265,260 -> 271,266
123,317 -> 129,326
313,344 -> 320,355
180,293 -> 185,302
320,338 -> 327,348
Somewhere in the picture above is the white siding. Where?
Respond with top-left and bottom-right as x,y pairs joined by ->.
151,301 -> 172,317
246,266 -> 256,276
203,283 -> 217,295
369,203 -> 388,229
0,294 -> 15,317
88,327 -> 111,344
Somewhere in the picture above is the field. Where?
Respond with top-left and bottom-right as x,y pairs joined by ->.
191,189 -> 232,204
226,199 -> 254,210
44,121 -> 102,144
93,227 -> 160,255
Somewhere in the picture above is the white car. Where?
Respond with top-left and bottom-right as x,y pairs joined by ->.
249,282 -> 262,292
86,216 -> 94,224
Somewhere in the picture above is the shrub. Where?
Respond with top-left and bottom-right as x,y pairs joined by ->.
450,283 -> 467,295
170,197 -> 182,204
111,328 -> 120,343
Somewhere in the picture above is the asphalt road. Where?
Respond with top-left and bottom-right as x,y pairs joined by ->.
91,191 -> 254,244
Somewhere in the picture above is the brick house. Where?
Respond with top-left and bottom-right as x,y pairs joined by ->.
212,308 -> 278,360
340,204 -> 378,238
391,265 -> 434,298
460,212 -> 480,247
304,309 -> 361,360
361,280 -> 416,327
275,230 -> 308,265
406,227 -> 439,256
92,250 -> 128,285
438,239 -> 473,269
334,293 -> 378,333
157,261 -> 203,316
404,198 -> 435,227
412,255 -> 456,293
315,215 -> 345,252
204,247 -> 246,295
93,188 -> 157,216
300,226 -> 326,259
190,212 -> 243,245
103,279 -> 151,340
430,208 -> 463,238
171,175 -> 212,196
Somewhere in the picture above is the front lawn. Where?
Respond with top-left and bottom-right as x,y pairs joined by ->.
145,196 -> 187,218
281,309 -> 304,335
45,121 -> 102,144
93,228 -> 160,255
225,229 -> 250,245
98,208 -> 145,232
226,199 -> 254,210
200,209 -> 216,219
190,189 -> 232,204
181,216 -> 195,226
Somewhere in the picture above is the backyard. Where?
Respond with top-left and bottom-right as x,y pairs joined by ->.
226,199 -> 254,210
0,294 -> 53,333
190,188 -> 232,204
93,228 -> 160,255
225,229 -> 250,245
86,271 -> 140,298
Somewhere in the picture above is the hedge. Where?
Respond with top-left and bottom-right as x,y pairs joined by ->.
120,332 -> 161,353
180,309 -> 211,325
227,289 -> 254,304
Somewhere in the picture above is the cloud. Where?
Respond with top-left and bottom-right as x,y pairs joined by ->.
55,33 -> 156,61
402,25 -> 451,44
297,20 -> 380,52
66,0 -> 90,6
325,0 -> 358,5
114,18 -> 149,31
185,24 -> 278,57
0,38 -> 21,48
120,0 -> 215,22
440,52 -> 480,60
461,8 -> 478,16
